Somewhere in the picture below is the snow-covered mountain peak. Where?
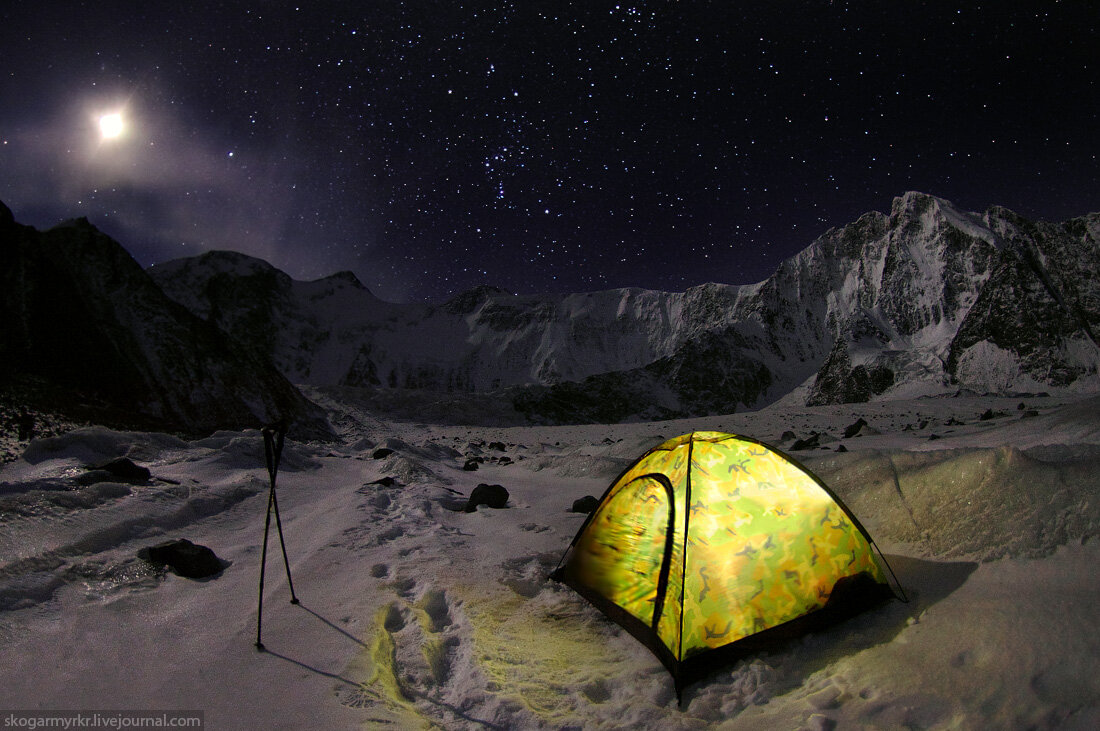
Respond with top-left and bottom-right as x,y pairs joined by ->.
151,249 -> 287,280
443,285 -> 515,315
315,270 -> 368,290
144,193 -> 1099,418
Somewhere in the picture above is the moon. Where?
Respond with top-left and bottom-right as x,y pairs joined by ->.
99,113 -> 124,139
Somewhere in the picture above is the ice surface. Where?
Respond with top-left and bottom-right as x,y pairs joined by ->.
1,393 -> 1098,728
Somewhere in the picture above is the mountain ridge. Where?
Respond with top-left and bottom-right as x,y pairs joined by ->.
148,191 -> 1100,422
0,200 -> 332,437
3,192 -> 1096,429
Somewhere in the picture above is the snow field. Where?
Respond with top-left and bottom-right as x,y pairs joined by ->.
0,393 -> 1098,728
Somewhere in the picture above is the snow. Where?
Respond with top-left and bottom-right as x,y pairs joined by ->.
2,392 -> 1099,728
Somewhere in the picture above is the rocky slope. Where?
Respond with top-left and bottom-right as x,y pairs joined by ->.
0,201 -> 331,437
150,192 -> 1100,421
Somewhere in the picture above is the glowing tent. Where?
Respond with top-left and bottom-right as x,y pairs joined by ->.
552,431 -> 896,696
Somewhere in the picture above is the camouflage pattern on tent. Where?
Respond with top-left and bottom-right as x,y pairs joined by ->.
552,431 -> 896,697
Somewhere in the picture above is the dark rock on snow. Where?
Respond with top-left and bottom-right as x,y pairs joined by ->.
138,539 -> 224,579
465,483 -> 509,512
372,448 -> 395,459
790,433 -> 821,451
843,418 -> 869,439
571,495 -> 600,514
462,459 -> 480,471
86,457 -> 151,483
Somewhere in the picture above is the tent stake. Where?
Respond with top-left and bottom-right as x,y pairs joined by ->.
256,423 -> 298,651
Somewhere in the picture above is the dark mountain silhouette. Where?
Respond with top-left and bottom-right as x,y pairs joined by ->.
0,201 -> 331,438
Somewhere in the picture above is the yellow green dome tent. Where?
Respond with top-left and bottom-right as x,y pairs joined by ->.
552,431 -> 897,697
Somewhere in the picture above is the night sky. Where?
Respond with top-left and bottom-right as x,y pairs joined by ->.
1,2 -> 1096,302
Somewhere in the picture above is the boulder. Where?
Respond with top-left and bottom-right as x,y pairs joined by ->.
83,457 -> 151,484
843,418 -> 869,439
138,539 -> 224,578
464,483 -> 509,512
571,495 -> 600,514
73,470 -> 117,486
790,433 -> 820,451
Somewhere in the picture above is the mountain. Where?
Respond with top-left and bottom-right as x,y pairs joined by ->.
0,201 -> 331,437
149,192 -> 1099,422
800,192 -> 1100,404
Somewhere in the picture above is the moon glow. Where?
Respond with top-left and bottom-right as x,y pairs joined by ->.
99,113 -> 124,139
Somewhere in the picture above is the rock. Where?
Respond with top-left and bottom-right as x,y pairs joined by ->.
84,457 -> 150,483
791,433 -> 820,451
843,418 -> 868,439
807,339 -> 894,406
462,459 -> 479,471
369,476 -> 399,486
488,441 -> 507,452
138,539 -> 224,578
372,448 -> 395,459
465,483 -> 509,512
571,495 -> 600,514
1022,409 -> 1040,418
979,408 -> 995,421
805,714 -> 838,731
73,470 -> 118,486
836,444 -> 848,453
780,430 -> 797,442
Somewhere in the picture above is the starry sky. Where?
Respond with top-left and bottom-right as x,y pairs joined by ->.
1,2 -> 1096,302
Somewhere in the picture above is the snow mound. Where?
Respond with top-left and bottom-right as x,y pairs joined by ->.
20,427 -> 189,471
192,430 -> 321,472
814,445 -> 1100,560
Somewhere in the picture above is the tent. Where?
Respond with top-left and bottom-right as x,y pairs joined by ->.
552,431 -> 898,697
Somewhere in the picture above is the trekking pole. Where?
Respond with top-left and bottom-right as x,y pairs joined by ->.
256,423 -> 298,651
